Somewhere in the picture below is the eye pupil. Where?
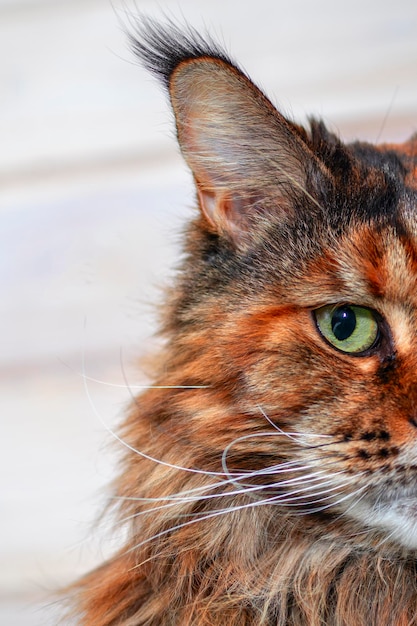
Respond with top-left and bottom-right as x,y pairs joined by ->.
314,304 -> 379,355
331,307 -> 356,341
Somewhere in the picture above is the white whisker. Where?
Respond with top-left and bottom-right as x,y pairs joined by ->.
126,472 -> 365,555
117,464 -> 362,529
82,373 -> 210,390
299,483 -> 369,515
270,476 -> 359,507
81,351 -> 226,478
60,354 -> 209,390
126,490 -> 307,556
257,406 -> 332,445
114,464 -> 333,514
117,479 -> 283,524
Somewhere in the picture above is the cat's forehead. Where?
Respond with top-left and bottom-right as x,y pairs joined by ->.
332,216 -> 417,306
303,138 -> 417,306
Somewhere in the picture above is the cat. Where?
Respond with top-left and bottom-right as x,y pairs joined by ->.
69,19 -> 417,626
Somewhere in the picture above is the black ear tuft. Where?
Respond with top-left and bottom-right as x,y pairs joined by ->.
128,17 -> 241,90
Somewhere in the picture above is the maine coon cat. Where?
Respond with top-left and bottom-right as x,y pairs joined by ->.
70,19 -> 417,625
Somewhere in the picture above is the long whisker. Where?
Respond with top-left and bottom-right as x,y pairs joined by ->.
127,470 -> 365,556
59,357 -> 210,389
117,477 -> 292,523
269,475 -> 362,507
81,350 -> 226,478
117,463 -> 359,527
126,490 -> 305,556
221,430 -> 331,478
297,483 -> 369,515
113,459 -> 335,522
114,461 -> 311,506
257,406 -> 332,445
119,477 -> 344,525
82,375 -> 210,390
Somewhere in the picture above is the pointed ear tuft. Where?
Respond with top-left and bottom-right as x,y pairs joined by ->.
128,18 -> 236,91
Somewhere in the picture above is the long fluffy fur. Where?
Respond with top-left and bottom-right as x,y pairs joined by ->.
67,19 -> 417,625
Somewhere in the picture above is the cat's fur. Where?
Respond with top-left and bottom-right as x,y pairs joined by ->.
70,20 -> 417,625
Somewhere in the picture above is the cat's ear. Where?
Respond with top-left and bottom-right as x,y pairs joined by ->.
169,57 -> 328,246
132,23 -> 324,246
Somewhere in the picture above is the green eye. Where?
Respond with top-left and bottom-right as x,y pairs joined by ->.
314,305 -> 379,354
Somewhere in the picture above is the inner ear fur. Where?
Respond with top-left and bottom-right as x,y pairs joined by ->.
168,56 -> 324,245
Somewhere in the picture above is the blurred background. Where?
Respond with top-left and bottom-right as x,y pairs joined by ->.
1,0 -> 416,623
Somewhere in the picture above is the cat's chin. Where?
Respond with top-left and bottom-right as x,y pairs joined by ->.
348,496 -> 417,550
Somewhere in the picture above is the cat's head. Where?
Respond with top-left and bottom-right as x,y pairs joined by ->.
132,21 -> 417,550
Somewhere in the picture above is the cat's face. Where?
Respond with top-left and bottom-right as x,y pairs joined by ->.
172,206 -> 417,550
135,24 -> 417,551
236,217 -> 417,549
310,220 -> 417,548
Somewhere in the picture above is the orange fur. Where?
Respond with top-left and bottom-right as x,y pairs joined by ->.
67,21 -> 417,625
